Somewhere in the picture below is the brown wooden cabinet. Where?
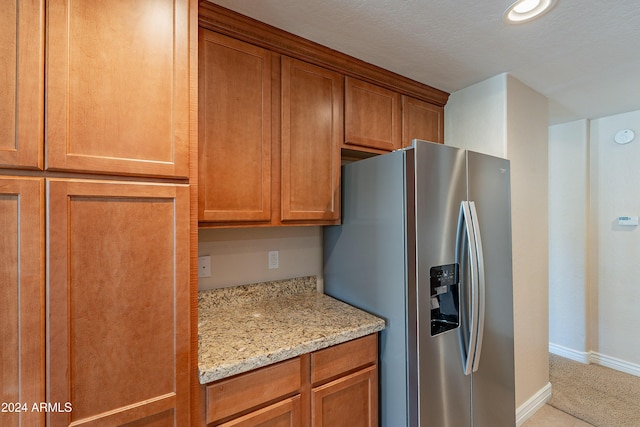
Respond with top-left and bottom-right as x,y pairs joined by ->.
402,95 -> 444,146
218,397 -> 301,427
2,1 -> 197,426
204,358 -> 303,426
198,29 -> 272,223
281,57 -> 342,223
344,77 -> 402,152
46,0 -> 190,178
202,334 -> 378,427
0,177 -> 45,427
198,30 -> 341,226
310,334 -> 378,427
311,367 -> 378,427
0,0 -> 44,170
47,179 -> 191,426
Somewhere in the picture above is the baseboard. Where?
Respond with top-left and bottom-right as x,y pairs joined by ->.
590,352 -> 640,377
549,343 -> 590,363
515,382 -> 552,426
549,342 -> 640,377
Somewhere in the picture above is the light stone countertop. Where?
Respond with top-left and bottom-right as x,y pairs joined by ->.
198,276 -> 386,384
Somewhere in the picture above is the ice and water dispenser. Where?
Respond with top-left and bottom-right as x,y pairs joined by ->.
430,264 -> 460,336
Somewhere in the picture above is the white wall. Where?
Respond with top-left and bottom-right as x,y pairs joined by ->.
444,75 -> 506,156
548,120 -> 590,354
549,111 -> 640,376
446,74 -> 550,413
198,227 -> 323,290
590,111 -> 640,367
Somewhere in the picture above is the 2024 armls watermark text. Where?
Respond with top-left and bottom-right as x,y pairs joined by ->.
2,402 -> 72,413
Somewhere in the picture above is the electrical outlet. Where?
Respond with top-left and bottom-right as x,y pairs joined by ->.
198,255 -> 212,278
268,250 -> 279,269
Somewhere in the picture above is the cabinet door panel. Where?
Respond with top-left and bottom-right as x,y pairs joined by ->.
311,366 -> 378,427
0,0 -> 44,169
219,396 -> 301,427
402,95 -> 444,146
345,77 -> 401,152
198,29 -> 271,222
46,0 -> 189,177
0,177 -> 45,427
281,57 -> 341,222
47,179 -> 190,427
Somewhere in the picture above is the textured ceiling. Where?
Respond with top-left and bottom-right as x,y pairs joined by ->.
206,0 -> 640,125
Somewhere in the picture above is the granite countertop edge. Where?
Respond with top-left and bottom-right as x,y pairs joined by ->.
198,276 -> 386,385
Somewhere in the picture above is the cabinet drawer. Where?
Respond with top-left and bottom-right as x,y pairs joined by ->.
206,357 -> 302,424
311,334 -> 378,385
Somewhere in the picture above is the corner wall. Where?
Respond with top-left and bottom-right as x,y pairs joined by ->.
589,111 -> 640,368
445,74 -> 550,414
549,111 -> 640,376
548,120 -> 590,356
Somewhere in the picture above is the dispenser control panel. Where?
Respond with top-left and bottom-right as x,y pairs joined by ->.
430,264 -> 460,336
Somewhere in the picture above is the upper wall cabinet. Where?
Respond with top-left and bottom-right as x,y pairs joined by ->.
46,0 -> 190,178
0,0 -> 44,170
198,29 -> 272,223
198,29 -> 341,226
402,95 -> 444,147
344,77 -> 402,152
281,57 -> 341,222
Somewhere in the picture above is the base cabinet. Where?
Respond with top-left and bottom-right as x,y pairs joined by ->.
0,177 -> 45,427
47,179 -> 190,426
311,366 -> 377,427
202,334 -> 378,427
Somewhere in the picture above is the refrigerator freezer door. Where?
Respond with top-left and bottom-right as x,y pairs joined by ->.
414,141 -> 470,427
467,151 -> 516,427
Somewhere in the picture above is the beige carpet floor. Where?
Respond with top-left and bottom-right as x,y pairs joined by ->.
549,354 -> 640,427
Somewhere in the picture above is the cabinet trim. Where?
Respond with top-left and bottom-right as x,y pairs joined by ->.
198,2 -> 449,108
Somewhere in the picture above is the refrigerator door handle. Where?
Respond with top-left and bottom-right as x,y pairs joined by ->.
468,201 -> 486,373
456,201 -> 479,376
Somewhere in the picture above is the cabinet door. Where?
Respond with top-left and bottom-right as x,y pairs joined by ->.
47,179 -> 190,427
0,0 -> 44,169
344,77 -> 401,152
218,396 -> 301,427
46,0 -> 189,178
402,95 -> 444,146
311,366 -> 378,427
198,29 -> 272,222
0,177 -> 45,427
281,57 -> 341,222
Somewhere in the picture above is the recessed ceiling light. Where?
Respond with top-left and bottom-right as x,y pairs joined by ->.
503,0 -> 557,24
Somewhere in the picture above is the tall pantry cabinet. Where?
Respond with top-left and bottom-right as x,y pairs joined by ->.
1,1 -> 197,426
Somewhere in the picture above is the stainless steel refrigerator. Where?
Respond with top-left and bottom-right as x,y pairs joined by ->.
323,140 -> 515,427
